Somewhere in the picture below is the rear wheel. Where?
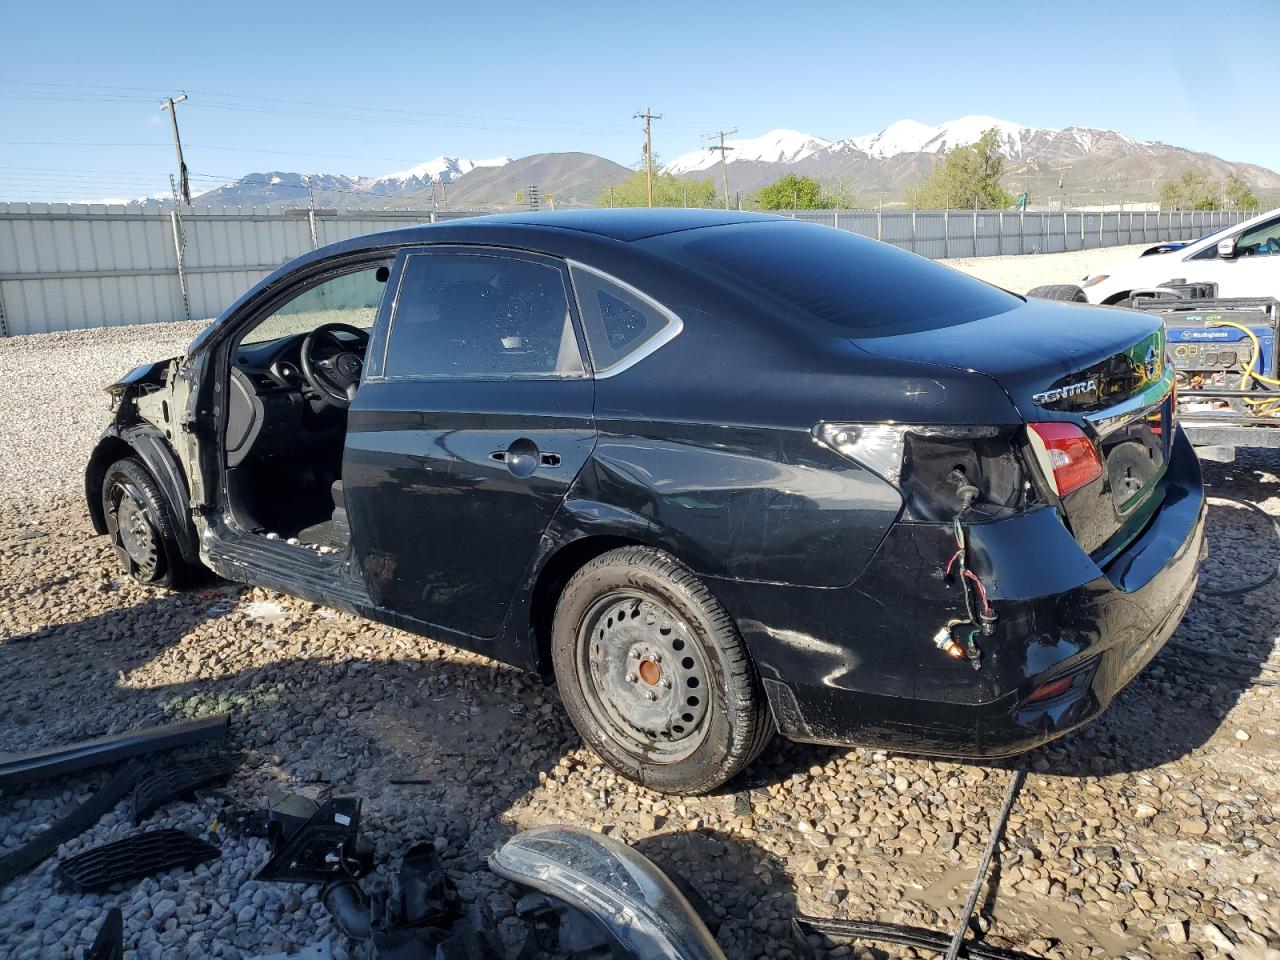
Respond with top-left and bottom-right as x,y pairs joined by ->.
551,546 -> 771,794
1026,283 -> 1087,302
101,457 -> 198,588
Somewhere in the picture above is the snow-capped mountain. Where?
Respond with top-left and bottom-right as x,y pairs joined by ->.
664,129 -> 832,175
664,116 -> 1280,202
191,156 -> 513,206
842,116 -> 1033,159
367,155 -> 512,191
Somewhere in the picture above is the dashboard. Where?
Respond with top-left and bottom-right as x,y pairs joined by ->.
225,331 -> 362,467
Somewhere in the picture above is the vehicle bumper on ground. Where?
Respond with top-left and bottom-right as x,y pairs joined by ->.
712,427 -> 1206,758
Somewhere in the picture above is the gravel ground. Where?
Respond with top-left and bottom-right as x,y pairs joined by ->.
1,246 -> 1278,959
940,244 -> 1147,294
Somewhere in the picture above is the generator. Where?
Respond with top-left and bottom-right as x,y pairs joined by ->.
1126,297 -> 1280,454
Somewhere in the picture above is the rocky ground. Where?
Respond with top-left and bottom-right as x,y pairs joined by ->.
1,246 -> 1277,959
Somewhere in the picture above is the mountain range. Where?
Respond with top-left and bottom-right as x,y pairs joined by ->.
127,116 -> 1280,209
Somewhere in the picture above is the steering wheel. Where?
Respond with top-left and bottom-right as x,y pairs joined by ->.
299,323 -> 370,408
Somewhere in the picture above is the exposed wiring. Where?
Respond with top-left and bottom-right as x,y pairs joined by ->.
943,517 -> 995,669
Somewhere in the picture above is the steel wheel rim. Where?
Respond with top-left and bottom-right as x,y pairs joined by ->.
575,589 -> 711,764
106,480 -> 160,578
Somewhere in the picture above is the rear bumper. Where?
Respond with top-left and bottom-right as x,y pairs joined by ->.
713,427 -> 1206,758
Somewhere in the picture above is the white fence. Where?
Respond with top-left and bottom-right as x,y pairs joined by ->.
787,208 -> 1252,259
0,203 -> 1254,336
0,204 -> 472,336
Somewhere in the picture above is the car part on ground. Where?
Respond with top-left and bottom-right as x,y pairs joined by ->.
1024,283 -> 1087,302
215,791 -> 319,847
550,546 -> 771,796
256,797 -> 373,883
0,761 -> 142,888
0,713 -> 230,790
132,751 -> 241,823
791,918 -> 1041,960
793,768 -> 1030,960
83,907 -> 124,960
56,828 -> 221,892
489,825 -> 727,960
320,842 -> 492,959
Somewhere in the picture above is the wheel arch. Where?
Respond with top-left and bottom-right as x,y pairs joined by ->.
1102,289 -> 1133,305
86,425 -> 200,565
527,533 -> 647,678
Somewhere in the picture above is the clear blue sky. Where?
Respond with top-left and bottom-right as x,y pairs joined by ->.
1,0 -> 1275,202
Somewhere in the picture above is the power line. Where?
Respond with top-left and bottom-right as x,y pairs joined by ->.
161,93 -> 192,204
705,128 -> 738,210
633,108 -> 662,207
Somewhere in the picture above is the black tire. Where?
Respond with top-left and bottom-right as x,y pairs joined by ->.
101,457 -> 199,588
551,546 -> 772,795
1026,283 -> 1087,302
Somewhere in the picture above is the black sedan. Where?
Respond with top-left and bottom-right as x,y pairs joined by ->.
86,210 -> 1205,794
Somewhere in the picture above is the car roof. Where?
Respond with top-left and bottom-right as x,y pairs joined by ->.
469,208 -> 787,241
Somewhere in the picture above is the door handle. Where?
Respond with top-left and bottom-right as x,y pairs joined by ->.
489,450 -> 560,468
489,439 -> 559,478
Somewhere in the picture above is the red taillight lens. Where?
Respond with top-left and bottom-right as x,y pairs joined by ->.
1027,422 -> 1102,497
1027,675 -> 1075,703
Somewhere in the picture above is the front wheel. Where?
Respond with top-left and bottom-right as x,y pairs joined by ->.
101,457 -> 199,588
551,546 -> 772,795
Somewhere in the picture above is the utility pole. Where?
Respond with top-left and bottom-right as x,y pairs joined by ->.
705,128 -> 738,210
634,107 -> 662,207
161,94 -> 191,205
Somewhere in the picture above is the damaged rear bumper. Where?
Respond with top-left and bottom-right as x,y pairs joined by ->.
713,429 -> 1206,758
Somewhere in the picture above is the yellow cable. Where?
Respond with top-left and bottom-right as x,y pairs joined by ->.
1206,319 -> 1280,388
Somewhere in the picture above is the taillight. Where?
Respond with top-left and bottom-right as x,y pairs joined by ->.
814,422 -> 1029,521
1026,422 -> 1102,497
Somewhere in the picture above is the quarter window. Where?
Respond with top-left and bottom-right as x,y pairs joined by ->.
384,252 -> 584,379
569,264 -> 680,373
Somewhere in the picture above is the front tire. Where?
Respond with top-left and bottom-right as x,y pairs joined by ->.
551,546 -> 771,794
101,457 -> 198,588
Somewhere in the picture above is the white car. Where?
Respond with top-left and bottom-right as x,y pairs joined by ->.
1077,207 -> 1280,304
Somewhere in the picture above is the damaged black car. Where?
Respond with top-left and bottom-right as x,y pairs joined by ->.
86,210 -> 1206,793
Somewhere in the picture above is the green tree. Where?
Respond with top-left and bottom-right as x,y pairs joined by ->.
905,127 -> 1013,209
597,171 -> 718,207
1225,173 -> 1260,210
757,174 -> 827,210
1158,171 -> 1218,211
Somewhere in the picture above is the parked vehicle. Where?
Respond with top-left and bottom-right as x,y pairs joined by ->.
1056,207 -> 1280,305
87,210 -> 1205,794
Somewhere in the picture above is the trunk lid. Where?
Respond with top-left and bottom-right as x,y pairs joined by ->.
854,298 -> 1172,556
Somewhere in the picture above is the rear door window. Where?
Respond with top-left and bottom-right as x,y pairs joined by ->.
643,220 -> 1020,337
569,263 -> 682,374
383,251 -> 585,379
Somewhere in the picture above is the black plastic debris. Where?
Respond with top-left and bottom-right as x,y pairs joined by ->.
256,798 -> 372,883
132,752 -> 241,823
216,792 -> 318,849
0,714 -> 230,790
57,829 -> 221,892
0,761 -> 141,890
82,907 -> 124,960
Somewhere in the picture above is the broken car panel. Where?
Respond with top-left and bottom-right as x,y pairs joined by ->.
86,210 -> 1205,793
490,825 -> 727,960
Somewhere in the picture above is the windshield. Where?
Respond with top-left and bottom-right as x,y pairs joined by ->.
644,220 -> 1020,338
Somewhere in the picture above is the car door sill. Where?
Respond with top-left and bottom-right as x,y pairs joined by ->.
204,525 -> 371,614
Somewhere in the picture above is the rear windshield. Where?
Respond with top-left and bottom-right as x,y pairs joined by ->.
645,220 -> 1021,337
